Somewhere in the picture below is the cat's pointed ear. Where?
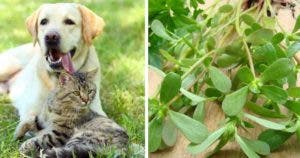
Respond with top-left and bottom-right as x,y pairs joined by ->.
59,72 -> 73,85
86,68 -> 98,79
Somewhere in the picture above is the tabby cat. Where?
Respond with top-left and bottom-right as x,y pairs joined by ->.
15,70 -> 129,157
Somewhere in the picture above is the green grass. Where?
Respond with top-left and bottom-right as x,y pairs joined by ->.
0,0 -> 144,157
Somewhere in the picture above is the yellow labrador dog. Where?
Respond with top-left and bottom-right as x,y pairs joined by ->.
0,3 -> 106,131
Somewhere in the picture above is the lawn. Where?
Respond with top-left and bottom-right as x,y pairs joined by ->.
0,0 -> 145,157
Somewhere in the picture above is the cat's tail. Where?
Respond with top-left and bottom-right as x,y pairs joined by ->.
42,145 -> 128,158
41,146 -> 92,158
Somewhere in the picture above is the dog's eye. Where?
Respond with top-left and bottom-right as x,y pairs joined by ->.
64,19 -> 75,25
40,19 -> 48,25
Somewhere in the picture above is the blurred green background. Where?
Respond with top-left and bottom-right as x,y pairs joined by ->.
0,0 -> 144,157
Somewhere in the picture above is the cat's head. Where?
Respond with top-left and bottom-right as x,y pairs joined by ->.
58,69 -> 98,106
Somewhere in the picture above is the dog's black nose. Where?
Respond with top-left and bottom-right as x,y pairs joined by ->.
45,32 -> 60,46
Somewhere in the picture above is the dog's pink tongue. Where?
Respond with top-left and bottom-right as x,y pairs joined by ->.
61,52 -> 75,74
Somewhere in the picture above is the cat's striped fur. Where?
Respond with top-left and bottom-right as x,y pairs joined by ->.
16,70 -> 129,157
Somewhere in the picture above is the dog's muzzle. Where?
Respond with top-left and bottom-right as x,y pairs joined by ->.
45,47 -> 76,73
44,31 -> 76,73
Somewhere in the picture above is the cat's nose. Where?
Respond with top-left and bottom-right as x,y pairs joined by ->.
81,97 -> 89,104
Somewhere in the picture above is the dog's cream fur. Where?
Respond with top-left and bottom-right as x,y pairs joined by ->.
0,3 -> 106,124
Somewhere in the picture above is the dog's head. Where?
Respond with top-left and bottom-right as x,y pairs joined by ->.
26,3 -> 105,73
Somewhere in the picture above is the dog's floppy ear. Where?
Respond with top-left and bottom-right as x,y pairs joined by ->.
26,8 -> 41,45
78,5 -> 105,45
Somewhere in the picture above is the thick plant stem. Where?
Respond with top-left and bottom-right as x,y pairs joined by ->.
235,0 -> 244,36
168,34 -> 190,51
235,0 -> 256,77
243,39 -> 256,77
181,51 -> 213,79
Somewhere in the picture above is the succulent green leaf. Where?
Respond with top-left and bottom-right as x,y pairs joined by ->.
241,14 -> 255,26
284,101 -> 300,115
287,42 -> 300,57
149,118 -> 163,152
244,114 -> 286,130
160,72 -> 181,103
252,42 -> 277,64
162,117 -> 178,146
182,74 -> 196,89
246,28 -> 273,45
246,101 -> 286,118
287,72 -> 297,88
272,33 -> 284,44
223,40 -> 244,57
206,37 -> 216,51
222,86 -> 248,116
296,126 -> 300,142
205,88 -> 222,98
235,134 -> 260,158
193,102 -> 205,122
251,23 -> 262,31
187,127 -> 226,154
216,54 -> 240,68
180,88 -> 206,105
242,137 -> 270,155
209,66 -> 232,93
262,16 -> 275,29
219,4 -> 233,13
258,129 -> 293,151
287,87 -> 300,98
166,0 -> 189,15
236,66 -> 254,83
169,110 -> 209,143
260,58 -> 293,83
151,20 -> 174,41
261,85 -> 288,103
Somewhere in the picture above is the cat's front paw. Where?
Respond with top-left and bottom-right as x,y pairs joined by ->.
19,139 -> 40,155
40,149 -> 56,158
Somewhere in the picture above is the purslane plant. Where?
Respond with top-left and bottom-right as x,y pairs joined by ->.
149,0 -> 300,157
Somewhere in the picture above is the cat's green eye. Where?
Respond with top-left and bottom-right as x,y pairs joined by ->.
73,91 -> 80,96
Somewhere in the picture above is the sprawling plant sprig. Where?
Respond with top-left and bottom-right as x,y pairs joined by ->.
149,0 -> 300,157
